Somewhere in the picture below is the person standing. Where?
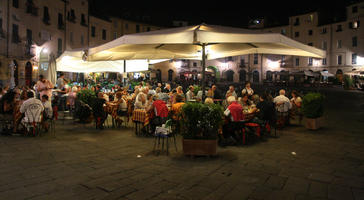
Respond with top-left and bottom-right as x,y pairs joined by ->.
241,81 -> 254,98
35,75 -> 54,100
56,73 -> 65,89
273,89 -> 292,127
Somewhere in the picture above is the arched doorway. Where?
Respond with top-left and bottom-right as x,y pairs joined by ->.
13,60 -> 19,86
192,70 -> 198,80
39,48 -> 49,78
266,70 -> 273,81
226,70 -> 234,82
336,69 -> 343,82
239,70 -> 246,83
156,69 -> 162,82
280,70 -> 289,82
253,70 -> 259,83
168,69 -> 173,81
25,62 -> 32,86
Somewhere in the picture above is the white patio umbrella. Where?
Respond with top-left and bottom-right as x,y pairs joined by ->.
86,24 -> 326,98
56,50 -> 167,73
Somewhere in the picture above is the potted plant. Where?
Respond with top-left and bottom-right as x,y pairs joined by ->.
343,75 -> 354,90
302,92 -> 325,130
180,102 -> 224,156
75,89 -> 96,123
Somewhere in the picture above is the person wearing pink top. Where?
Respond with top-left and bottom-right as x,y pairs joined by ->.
35,75 -> 54,100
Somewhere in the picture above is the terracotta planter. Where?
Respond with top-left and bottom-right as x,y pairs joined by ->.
182,139 -> 217,156
305,117 -> 323,130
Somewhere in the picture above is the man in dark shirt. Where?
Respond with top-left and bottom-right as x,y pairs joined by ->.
212,85 -> 222,99
256,93 -> 275,122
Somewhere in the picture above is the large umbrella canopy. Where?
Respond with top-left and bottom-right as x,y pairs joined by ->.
56,50 -> 166,73
87,24 -> 326,61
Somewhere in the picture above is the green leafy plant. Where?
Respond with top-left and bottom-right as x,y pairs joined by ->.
193,85 -> 201,95
76,89 -> 96,105
181,102 -> 224,140
302,92 -> 325,119
343,75 -> 353,89
75,89 -> 96,122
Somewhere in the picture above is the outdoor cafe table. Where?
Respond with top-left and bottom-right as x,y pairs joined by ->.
132,109 -> 150,135
213,99 -> 223,105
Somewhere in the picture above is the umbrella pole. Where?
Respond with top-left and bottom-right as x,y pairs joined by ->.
201,44 -> 206,101
123,60 -> 126,86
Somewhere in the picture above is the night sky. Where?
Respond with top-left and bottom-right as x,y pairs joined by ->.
90,0 -> 360,27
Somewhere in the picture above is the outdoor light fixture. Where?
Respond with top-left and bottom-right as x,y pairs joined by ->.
357,56 -> 364,65
221,62 -> 229,70
174,61 -> 183,68
267,59 -> 280,69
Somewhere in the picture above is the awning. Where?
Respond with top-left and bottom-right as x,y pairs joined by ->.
320,71 -> 335,77
87,24 -> 326,61
304,70 -> 320,77
56,50 -> 165,73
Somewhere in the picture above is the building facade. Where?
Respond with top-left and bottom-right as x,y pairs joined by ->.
0,0 -> 164,87
0,0 -> 89,87
153,2 -> 364,84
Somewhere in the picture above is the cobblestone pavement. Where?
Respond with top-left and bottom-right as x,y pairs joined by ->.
0,89 -> 364,200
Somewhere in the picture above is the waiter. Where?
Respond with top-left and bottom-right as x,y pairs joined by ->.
35,75 -> 54,100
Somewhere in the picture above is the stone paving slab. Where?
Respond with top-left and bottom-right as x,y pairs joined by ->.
0,90 -> 363,200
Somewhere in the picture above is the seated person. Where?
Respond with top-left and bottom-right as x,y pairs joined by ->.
0,90 -> 17,134
290,90 -> 303,122
20,91 -> 44,126
239,94 -> 257,114
211,85 -> 222,100
290,90 -> 302,109
176,86 -> 185,101
41,95 -> 53,131
224,96 -> 243,122
204,97 -> 214,104
185,86 -> 195,101
93,93 -> 108,129
225,85 -> 237,99
256,93 -> 275,122
171,95 -> 185,121
241,81 -> 254,98
196,90 -> 208,102
110,92 -> 128,116
222,96 -> 243,143
134,91 -> 147,109
41,95 -> 53,119
146,94 -> 154,109
148,96 -> 169,133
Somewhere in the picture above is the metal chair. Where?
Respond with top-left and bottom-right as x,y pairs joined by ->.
153,125 -> 177,155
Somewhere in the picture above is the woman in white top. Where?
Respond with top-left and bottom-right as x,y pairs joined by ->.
290,90 -> 302,108
290,90 -> 303,123
241,82 -> 254,97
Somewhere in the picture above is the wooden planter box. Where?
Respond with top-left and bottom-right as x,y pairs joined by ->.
182,139 -> 217,156
305,117 -> 323,130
